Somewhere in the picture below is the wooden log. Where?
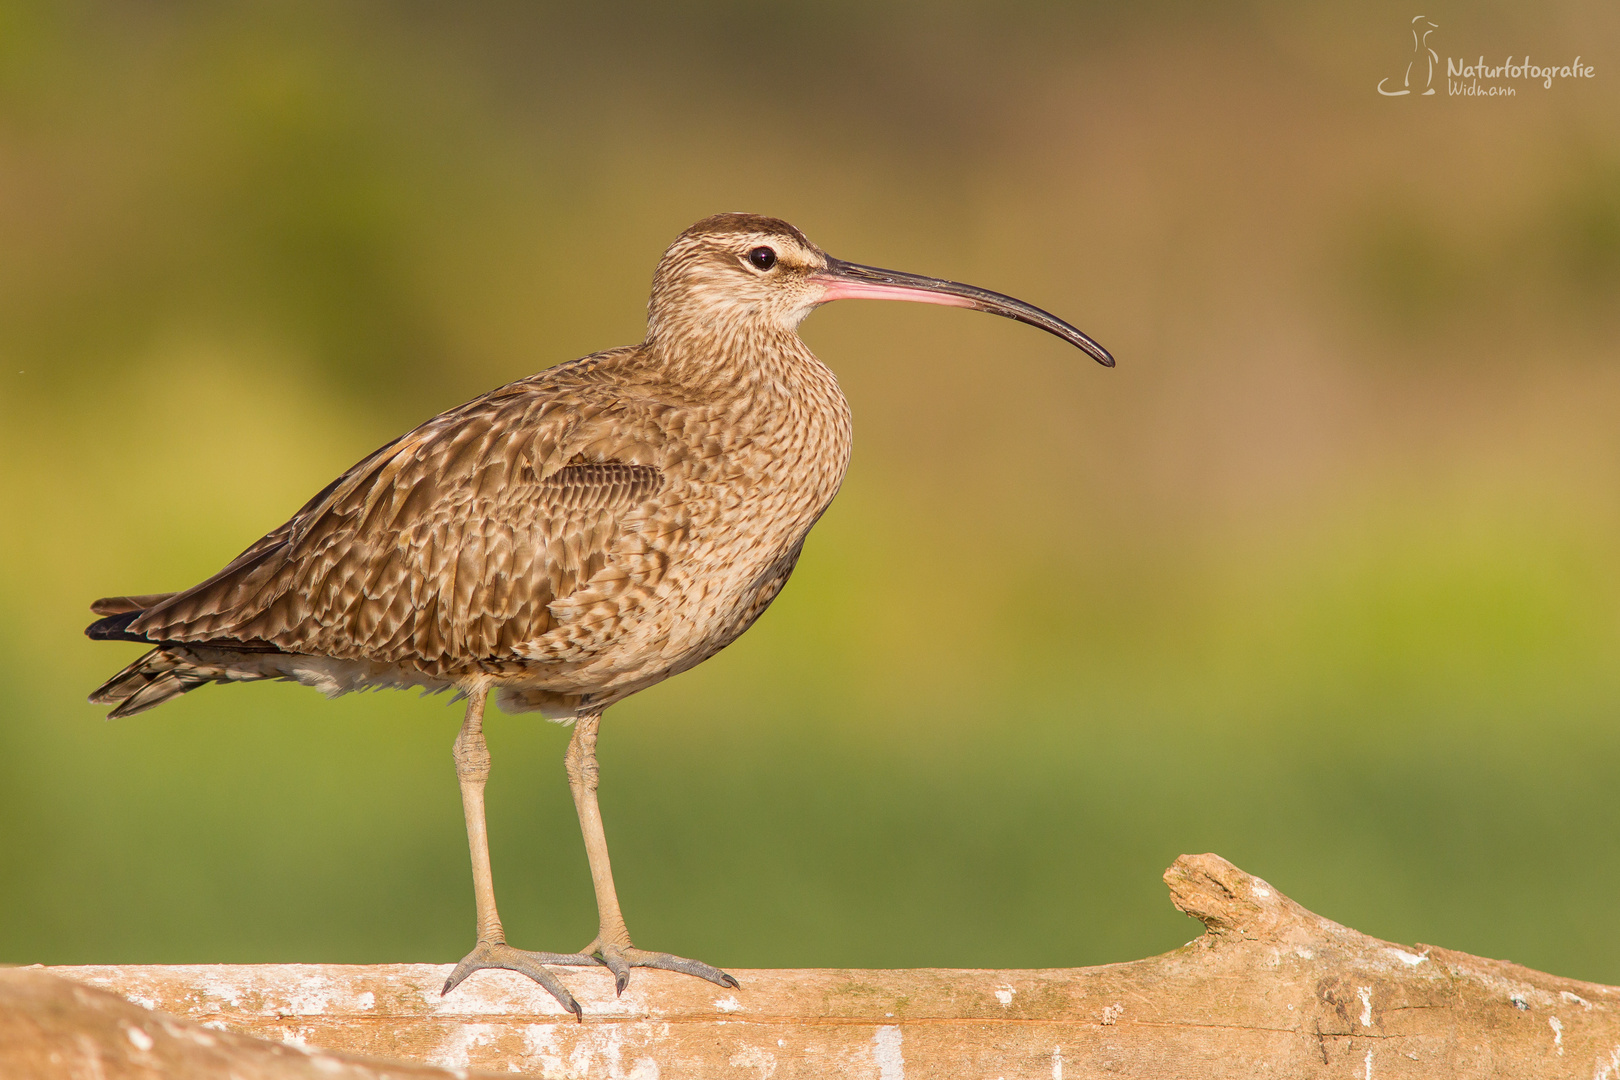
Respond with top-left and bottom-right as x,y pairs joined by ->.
30,854 -> 1620,1078
0,964 -> 512,1079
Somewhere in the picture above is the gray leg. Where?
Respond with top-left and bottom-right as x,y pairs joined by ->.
566,710 -> 739,996
440,690 -> 595,1017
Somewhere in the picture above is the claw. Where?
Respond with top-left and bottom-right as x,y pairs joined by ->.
590,945 -> 632,996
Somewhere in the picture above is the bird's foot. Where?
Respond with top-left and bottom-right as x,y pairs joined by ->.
581,936 -> 740,997
441,940 -> 599,1019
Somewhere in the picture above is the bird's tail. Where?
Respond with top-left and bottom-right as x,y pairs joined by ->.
89,647 -> 218,718
86,592 -> 280,718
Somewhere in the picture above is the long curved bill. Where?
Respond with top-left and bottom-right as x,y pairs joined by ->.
811,256 -> 1115,367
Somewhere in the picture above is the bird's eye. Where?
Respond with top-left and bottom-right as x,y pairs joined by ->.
748,246 -> 777,271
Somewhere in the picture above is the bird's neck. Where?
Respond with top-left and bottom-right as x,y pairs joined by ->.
648,322 -> 843,413
645,321 -> 854,530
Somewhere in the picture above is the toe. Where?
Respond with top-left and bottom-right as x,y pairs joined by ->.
440,956 -> 480,997
441,942 -> 583,1019
594,945 -> 632,996
625,948 -> 739,989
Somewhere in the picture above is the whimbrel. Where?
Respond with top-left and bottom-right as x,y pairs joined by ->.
86,214 -> 1112,1017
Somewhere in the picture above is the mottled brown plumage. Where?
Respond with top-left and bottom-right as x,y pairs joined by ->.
86,212 -> 1111,1016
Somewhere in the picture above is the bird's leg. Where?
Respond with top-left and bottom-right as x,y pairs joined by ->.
441,690 -> 594,1018
457,691 -> 505,946
565,710 -> 739,996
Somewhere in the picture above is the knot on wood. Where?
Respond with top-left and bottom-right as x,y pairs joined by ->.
1163,852 -> 1315,941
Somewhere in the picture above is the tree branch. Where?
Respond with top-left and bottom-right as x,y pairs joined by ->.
12,854 -> 1618,1078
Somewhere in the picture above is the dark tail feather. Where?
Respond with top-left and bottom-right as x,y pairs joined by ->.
89,649 -> 213,718
85,611 -> 145,642
86,593 -> 176,643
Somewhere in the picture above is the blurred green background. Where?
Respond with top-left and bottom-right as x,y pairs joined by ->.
4,1 -> 1620,984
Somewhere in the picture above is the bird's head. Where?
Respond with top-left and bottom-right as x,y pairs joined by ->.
648,213 -> 828,341
648,213 -> 1113,367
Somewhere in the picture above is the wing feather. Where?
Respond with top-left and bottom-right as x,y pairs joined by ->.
126,359 -> 671,677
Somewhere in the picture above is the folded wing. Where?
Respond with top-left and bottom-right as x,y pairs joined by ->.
90,370 -> 670,679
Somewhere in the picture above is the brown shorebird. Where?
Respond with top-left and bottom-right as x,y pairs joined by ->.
85,213 -> 1112,1017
